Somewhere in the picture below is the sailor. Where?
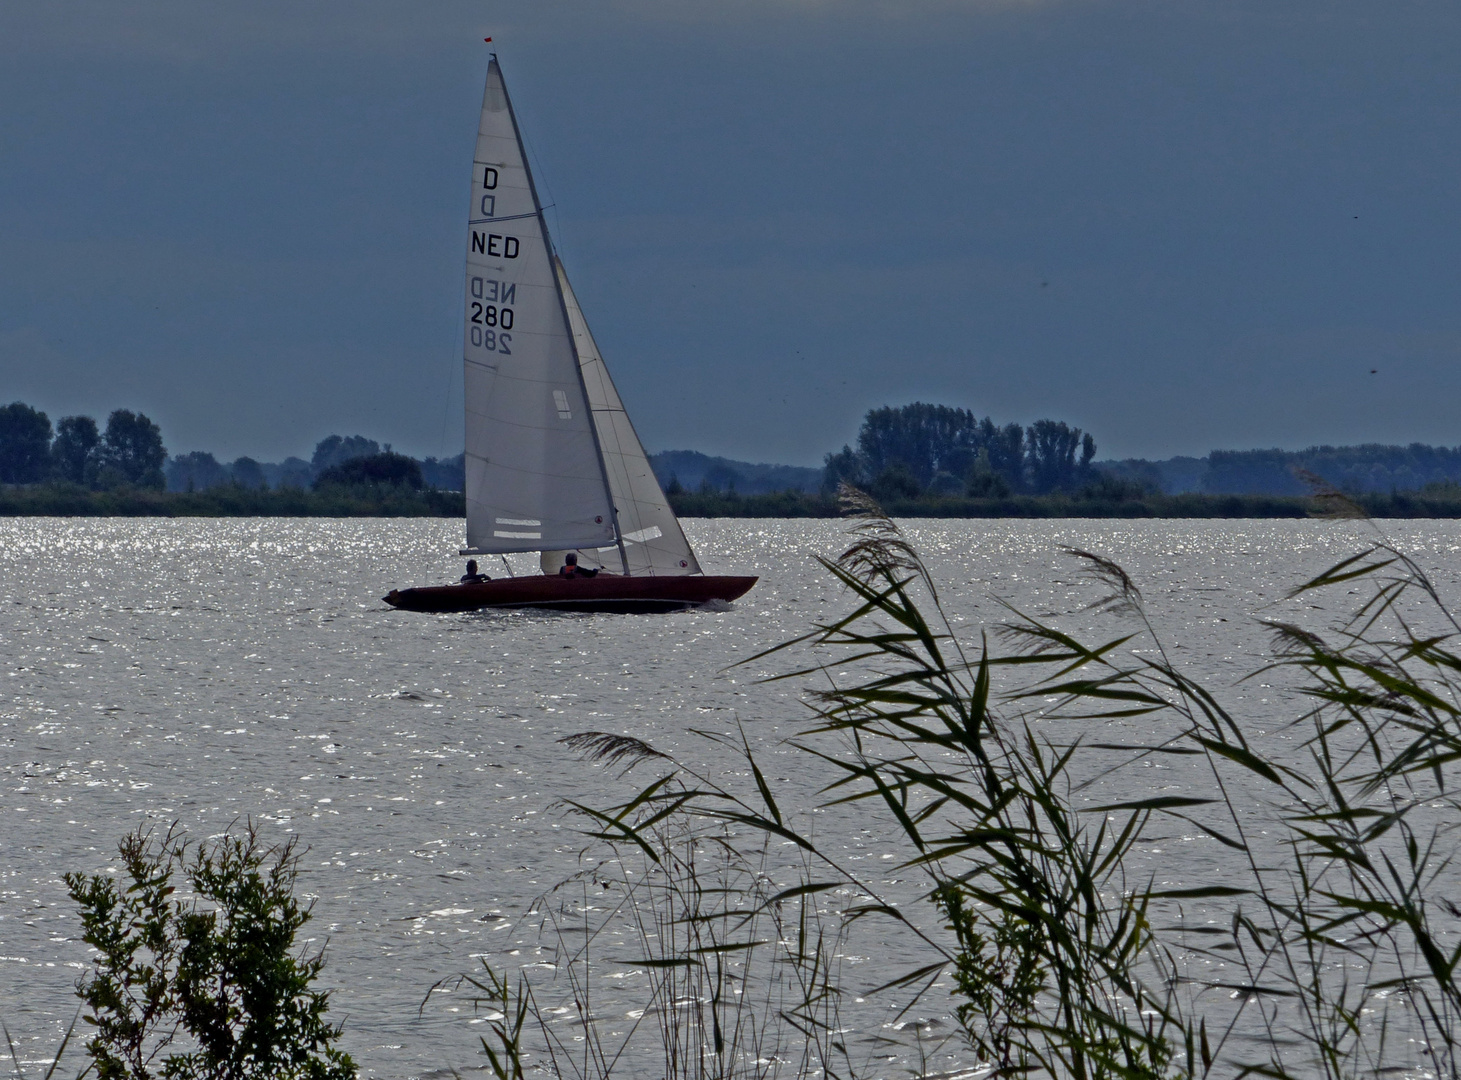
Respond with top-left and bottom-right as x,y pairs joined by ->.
558,553 -> 598,578
460,559 -> 489,584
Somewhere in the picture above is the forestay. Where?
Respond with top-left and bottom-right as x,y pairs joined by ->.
540,259 -> 701,578
461,58 -> 616,555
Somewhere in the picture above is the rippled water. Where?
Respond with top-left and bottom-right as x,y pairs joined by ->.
1,517 -> 1457,1077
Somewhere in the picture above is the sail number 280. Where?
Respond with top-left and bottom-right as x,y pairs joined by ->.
470,303 -> 513,330
471,326 -> 511,353
469,305 -> 513,354
469,276 -> 516,354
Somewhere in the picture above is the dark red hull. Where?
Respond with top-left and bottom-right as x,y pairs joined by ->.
383,574 -> 757,614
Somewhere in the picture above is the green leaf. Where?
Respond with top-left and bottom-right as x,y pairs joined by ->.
1150,886 -> 1251,899
1088,796 -> 1219,812
1194,737 -> 1288,787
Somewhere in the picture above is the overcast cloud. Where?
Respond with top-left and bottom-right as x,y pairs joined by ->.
2,0 -> 1458,464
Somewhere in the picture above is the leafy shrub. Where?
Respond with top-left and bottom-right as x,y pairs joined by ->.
965,446 -> 1011,497
0,401 -> 54,484
228,457 -> 267,490
312,452 -> 422,490
166,451 -> 230,493
869,463 -> 922,501
309,435 -> 380,474
51,415 -> 102,486
65,824 -> 356,1080
98,411 -> 167,489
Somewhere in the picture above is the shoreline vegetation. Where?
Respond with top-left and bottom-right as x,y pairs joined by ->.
8,399 -> 1461,518
9,482 -> 1461,518
0,481 -> 465,517
665,485 -> 1461,518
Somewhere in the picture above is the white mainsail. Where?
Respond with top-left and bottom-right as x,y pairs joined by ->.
461,58 -> 616,555
540,258 -> 701,577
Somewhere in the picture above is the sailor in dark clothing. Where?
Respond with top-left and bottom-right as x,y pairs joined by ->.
460,559 -> 489,584
558,553 -> 598,578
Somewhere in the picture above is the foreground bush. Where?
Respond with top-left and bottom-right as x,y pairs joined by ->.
65,824 -> 355,1080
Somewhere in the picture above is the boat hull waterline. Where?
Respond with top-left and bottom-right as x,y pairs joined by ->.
383,575 -> 758,614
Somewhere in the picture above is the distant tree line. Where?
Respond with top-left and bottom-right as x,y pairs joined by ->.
16,390 -> 1461,514
822,403 -> 1097,499
820,405 -> 1461,503
164,433 -> 463,493
0,402 -> 168,488
650,450 -> 822,496
0,401 -> 465,494
1100,444 -> 1461,496
1202,444 -> 1461,496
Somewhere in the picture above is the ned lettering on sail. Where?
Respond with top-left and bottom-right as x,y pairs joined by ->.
471,232 -> 519,258
470,278 -> 516,305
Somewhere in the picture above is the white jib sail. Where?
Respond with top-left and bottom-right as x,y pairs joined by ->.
541,258 -> 701,578
462,58 -> 616,555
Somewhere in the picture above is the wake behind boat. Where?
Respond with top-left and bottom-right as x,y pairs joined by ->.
384,55 -> 756,614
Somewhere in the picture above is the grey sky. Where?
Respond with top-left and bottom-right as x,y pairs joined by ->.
2,0 -> 1458,466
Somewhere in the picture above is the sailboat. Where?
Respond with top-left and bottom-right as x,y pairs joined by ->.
384,56 -> 757,614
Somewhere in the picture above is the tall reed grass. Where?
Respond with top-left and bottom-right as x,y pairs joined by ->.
461,487 -> 1461,1079
445,761 -> 853,1080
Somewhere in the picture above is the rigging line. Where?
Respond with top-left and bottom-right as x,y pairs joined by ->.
467,211 -> 541,225
519,126 -> 566,257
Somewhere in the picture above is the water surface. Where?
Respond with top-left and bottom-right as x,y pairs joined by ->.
1,517 -> 1456,1077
